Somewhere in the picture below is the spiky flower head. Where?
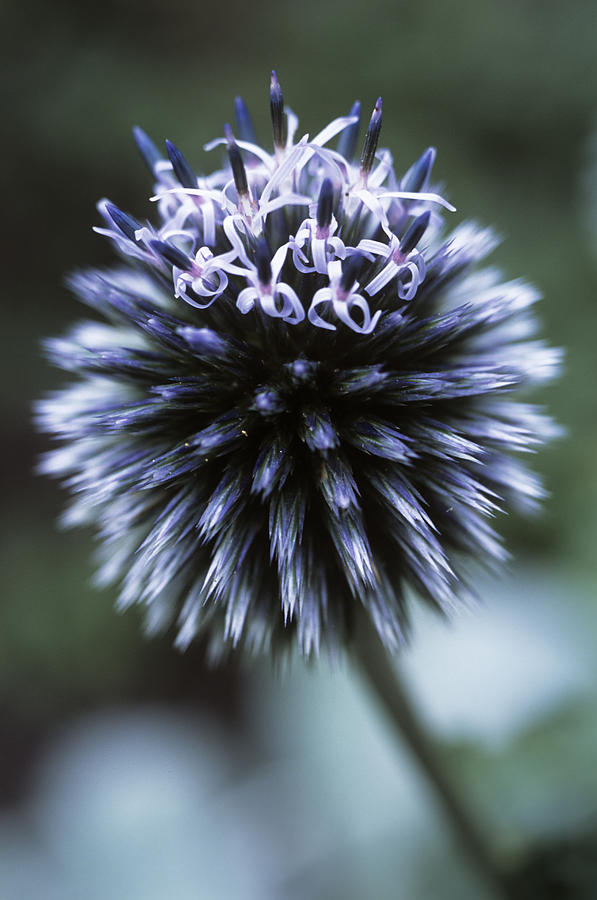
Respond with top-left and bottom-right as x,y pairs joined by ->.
37,73 -> 561,660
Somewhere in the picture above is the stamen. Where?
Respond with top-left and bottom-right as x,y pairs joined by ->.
255,238 -> 272,285
400,211 -> 431,255
165,140 -> 198,189
337,100 -> 361,161
149,239 -> 193,270
234,96 -> 258,144
224,125 -> 249,198
105,203 -> 141,241
401,147 -> 436,193
360,97 -> 382,181
132,126 -> 162,175
270,70 -> 286,151
316,178 -> 334,232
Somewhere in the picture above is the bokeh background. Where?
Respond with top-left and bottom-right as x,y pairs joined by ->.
3,0 -> 597,897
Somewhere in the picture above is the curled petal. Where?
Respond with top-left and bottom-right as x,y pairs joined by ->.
382,190 -> 456,212
297,143 -> 350,185
93,226 -> 152,263
204,136 -> 273,168
368,148 -> 394,189
292,220 -> 312,246
290,241 -> 314,274
333,292 -> 382,334
258,284 -> 302,322
327,236 -> 347,260
397,259 -> 426,300
176,285 -> 219,309
351,188 -> 391,234
311,114 -> 360,148
312,237 -> 329,274
158,227 -> 196,250
193,269 -> 229,298
308,288 -> 337,330
236,286 -> 257,314
259,192 -> 311,218
273,283 -> 306,324
365,261 -> 399,296
356,237 -> 395,256
150,186 -> 231,208
223,215 -> 253,267
270,242 -> 292,281
327,258 -> 343,283
260,137 -> 309,207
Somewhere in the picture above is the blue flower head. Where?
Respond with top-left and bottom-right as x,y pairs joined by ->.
37,73 -> 561,659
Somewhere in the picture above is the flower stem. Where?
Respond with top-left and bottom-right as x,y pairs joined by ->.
355,620 -> 517,900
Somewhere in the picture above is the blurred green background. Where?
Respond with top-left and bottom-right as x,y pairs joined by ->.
3,0 -> 597,897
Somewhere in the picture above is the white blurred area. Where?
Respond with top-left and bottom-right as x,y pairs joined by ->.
0,701 -> 446,900
1,564 -> 595,899
401,566 -> 596,748
1,710 -> 277,900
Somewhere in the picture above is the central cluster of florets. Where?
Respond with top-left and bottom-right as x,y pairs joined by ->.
38,72 -> 561,660
97,73 -> 454,335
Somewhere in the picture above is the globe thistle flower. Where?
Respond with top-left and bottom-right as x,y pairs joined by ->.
37,73 -> 561,660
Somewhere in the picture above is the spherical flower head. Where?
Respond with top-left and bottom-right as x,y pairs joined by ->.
37,74 -> 562,660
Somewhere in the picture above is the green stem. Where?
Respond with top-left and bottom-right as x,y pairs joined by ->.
355,619 -> 517,900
